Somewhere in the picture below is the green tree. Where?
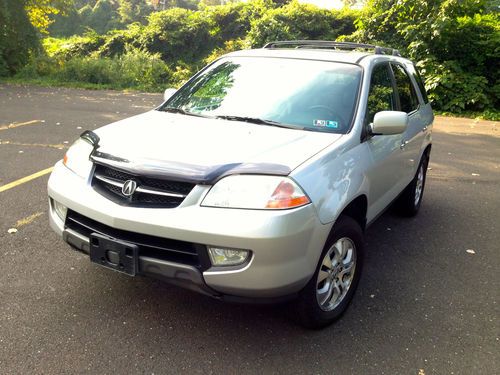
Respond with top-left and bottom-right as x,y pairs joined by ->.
247,1 -> 358,47
48,6 -> 83,36
160,0 -> 199,9
24,0 -> 72,33
86,0 -> 120,33
202,0 -> 270,42
140,7 -> 213,63
352,0 -> 499,112
117,0 -> 153,24
0,0 -> 39,75
78,4 -> 93,19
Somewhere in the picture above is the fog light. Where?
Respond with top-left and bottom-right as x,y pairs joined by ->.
53,199 -> 67,221
207,246 -> 250,266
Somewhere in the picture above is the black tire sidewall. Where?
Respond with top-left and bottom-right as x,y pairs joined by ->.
397,154 -> 429,216
411,155 -> 429,212
416,156 -> 429,208
296,215 -> 364,329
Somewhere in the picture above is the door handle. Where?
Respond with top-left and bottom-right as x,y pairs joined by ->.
400,140 -> 409,150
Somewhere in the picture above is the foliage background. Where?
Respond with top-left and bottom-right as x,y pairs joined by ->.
1,0 -> 498,117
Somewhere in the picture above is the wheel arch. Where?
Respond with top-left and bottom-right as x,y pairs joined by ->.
337,195 -> 368,232
423,144 -> 432,159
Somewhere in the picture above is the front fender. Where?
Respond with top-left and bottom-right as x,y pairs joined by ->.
291,138 -> 369,225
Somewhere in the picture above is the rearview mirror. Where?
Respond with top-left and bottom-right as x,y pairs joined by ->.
370,111 -> 408,135
163,88 -> 177,102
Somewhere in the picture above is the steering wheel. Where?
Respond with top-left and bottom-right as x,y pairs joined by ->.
307,105 -> 346,130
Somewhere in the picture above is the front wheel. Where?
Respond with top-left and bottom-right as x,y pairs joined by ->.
294,215 -> 364,329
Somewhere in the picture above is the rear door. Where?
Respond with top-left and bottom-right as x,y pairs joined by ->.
390,63 -> 425,183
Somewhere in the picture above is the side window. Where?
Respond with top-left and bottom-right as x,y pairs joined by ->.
392,64 -> 419,113
366,63 -> 397,124
407,63 -> 429,104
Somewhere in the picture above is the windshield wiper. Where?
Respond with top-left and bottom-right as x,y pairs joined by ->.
215,115 -> 303,130
161,107 -> 208,118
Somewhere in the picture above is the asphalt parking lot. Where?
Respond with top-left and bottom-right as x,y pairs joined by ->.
0,84 -> 498,374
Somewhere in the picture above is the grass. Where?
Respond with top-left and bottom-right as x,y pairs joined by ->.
435,110 -> 499,122
3,76 -> 126,91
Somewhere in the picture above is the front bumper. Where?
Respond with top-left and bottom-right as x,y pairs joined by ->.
60,223 -> 218,298
48,161 -> 331,299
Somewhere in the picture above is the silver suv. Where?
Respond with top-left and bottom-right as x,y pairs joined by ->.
48,41 -> 433,328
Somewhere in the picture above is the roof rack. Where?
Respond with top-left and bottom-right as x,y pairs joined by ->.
262,40 -> 401,57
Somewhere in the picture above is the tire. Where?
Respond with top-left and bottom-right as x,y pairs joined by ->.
395,154 -> 429,217
294,215 -> 364,329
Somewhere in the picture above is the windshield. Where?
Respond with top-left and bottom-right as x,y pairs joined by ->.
160,57 -> 362,133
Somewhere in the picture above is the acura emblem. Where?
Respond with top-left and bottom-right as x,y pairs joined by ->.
122,180 -> 137,197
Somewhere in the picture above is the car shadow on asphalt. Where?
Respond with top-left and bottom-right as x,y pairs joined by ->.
74,198 -> 447,341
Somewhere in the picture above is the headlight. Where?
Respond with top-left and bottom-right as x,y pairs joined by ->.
63,138 -> 93,179
201,175 -> 310,210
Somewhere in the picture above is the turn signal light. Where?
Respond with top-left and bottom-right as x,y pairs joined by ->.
265,181 -> 310,209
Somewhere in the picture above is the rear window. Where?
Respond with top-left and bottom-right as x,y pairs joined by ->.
391,63 -> 419,113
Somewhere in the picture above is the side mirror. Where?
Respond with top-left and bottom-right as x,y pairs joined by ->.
163,88 -> 177,102
370,111 -> 408,135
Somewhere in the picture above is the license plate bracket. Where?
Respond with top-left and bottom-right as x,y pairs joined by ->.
90,233 -> 139,276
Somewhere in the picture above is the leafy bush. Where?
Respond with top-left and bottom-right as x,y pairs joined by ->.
247,1 -> 358,47
170,63 -> 195,87
59,57 -> 120,84
117,48 -> 172,89
139,8 -> 213,63
203,39 -> 248,64
16,54 -> 62,78
96,24 -> 143,57
50,31 -> 106,59
18,48 -> 173,91
351,0 -> 499,113
423,60 -> 490,112
426,13 -> 499,111
200,0 -> 268,43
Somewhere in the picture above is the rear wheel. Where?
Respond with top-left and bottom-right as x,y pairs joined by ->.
396,154 -> 429,216
295,215 -> 364,329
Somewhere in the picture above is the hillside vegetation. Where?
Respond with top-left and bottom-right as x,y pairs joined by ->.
1,0 -> 498,118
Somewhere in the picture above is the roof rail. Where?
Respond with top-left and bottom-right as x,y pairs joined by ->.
262,40 -> 401,57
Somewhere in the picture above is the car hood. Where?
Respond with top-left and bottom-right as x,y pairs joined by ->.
92,110 -> 342,183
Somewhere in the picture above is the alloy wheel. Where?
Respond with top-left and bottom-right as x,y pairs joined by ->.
316,237 -> 357,311
414,164 -> 424,206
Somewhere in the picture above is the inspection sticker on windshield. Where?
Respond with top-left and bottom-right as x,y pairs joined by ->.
313,119 -> 338,128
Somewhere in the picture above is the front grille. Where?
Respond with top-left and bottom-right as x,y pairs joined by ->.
65,210 -> 210,269
92,164 -> 195,208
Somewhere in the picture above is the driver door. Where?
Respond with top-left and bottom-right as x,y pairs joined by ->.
363,63 -> 407,221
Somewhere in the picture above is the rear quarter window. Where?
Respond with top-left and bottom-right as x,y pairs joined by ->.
407,64 -> 429,104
